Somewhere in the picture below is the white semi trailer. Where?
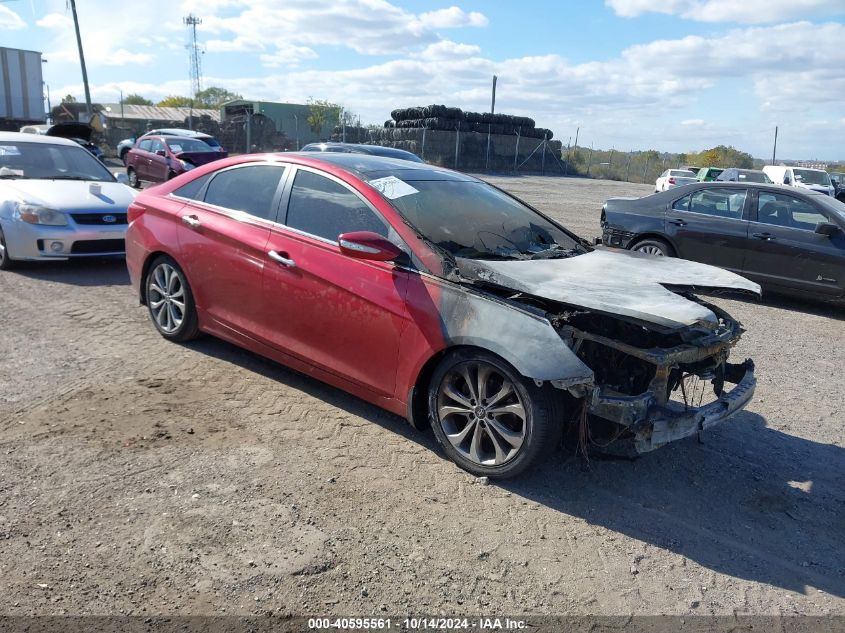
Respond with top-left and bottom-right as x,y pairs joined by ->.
0,46 -> 45,130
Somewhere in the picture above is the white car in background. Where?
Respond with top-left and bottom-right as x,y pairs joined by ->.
0,132 -> 136,270
655,169 -> 698,192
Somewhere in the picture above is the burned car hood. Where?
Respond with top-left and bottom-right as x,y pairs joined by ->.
457,249 -> 761,329
46,122 -> 93,142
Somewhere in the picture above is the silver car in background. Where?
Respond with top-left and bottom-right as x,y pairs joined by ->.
0,132 -> 136,270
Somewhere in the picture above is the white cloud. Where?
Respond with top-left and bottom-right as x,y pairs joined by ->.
0,5 -> 25,30
417,40 -> 482,60
606,0 -> 844,23
681,119 -> 705,126
419,7 -> 488,28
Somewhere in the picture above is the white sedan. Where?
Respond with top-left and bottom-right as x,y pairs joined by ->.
654,169 -> 698,193
0,132 -> 136,270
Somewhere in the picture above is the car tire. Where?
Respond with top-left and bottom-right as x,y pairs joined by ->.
145,255 -> 200,342
0,226 -> 16,271
120,149 -> 129,166
631,237 -> 675,257
428,349 -> 563,479
127,167 -> 141,189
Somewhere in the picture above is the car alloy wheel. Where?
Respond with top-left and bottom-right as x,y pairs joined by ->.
635,244 -> 666,256
145,256 -> 200,341
428,350 -> 563,478
436,360 -> 527,466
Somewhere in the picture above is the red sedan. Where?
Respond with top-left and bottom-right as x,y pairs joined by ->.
126,152 -> 759,477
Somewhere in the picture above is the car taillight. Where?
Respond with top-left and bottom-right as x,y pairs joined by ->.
127,202 -> 144,223
668,177 -> 676,184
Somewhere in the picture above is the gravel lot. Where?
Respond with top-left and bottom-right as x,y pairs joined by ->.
1,174 -> 843,618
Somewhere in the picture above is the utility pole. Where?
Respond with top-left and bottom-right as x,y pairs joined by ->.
490,75 -> 497,114
68,0 -> 92,120
772,126 -> 778,165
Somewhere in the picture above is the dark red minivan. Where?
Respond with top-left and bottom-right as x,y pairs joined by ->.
126,135 -> 226,188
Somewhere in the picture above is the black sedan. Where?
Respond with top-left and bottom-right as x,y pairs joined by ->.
601,182 -> 845,302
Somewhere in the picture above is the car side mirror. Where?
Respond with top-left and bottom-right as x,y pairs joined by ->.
814,222 -> 840,237
115,172 -> 129,185
338,231 -> 403,262
783,178 -> 790,184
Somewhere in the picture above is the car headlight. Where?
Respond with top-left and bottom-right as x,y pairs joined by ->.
15,204 -> 68,226
179,160 -> 195,171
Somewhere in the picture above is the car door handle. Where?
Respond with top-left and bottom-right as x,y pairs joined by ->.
181,215 -> 201,229
752,232 -> 775,241
268,250 -> 296,268
669,219 -> 687,226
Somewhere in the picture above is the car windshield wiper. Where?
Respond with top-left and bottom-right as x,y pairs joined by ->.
525,244 -> 580,260
38,175 -> 99,181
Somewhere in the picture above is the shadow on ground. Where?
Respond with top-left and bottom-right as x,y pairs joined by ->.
12,257 -> 130,286
505,412 -> 845,598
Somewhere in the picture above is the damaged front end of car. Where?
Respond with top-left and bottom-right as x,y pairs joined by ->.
454,250 -> 760,454
550,300 -> 755,452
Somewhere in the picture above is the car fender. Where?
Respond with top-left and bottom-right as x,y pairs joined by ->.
398,272 -> 594,394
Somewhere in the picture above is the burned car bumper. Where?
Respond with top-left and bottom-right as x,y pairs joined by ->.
588,359 -> 755,452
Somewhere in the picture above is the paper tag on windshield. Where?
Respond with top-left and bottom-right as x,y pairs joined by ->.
169,144 -> 182,153
0,145 -> 21,156
368,176 -> 418,200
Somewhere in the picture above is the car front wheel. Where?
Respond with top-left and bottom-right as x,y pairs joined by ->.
145,256 -> 200,342
428,349 -> 563,478
127,167 -> 141,189
632,237 -> 674,257
0,226 -> 16,271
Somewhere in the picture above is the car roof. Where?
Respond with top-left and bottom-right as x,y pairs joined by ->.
285,151 -> 474,181
0,131 -> 79,147
144,128 -> 212,139
672,181 -> 827,197
301,142 -> 422,161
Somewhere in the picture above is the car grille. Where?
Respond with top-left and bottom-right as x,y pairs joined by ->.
70,213 -> 128,225
70,239 -> 126,254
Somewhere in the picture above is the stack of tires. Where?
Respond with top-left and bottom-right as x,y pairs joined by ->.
386,104 -> 554,140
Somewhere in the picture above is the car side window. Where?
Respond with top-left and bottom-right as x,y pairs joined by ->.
138,139 -> 153,152
672,194 -> 690,212
757,192 -> 827,230
285,170 -> 389,241
150,139 -> 165,154
172,173 -> 212,200
682,189 -> 746,219
202,165 -> 286,221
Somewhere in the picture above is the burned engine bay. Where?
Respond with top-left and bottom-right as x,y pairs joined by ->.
454,252 -> 759,453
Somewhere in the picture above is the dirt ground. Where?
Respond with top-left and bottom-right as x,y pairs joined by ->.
1,174 -> 843,618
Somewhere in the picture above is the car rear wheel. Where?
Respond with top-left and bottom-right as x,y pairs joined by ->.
0,227 -> 16,271
127,167 -> 141,189
632,237 -> 674,257
145,256 -> 200,342
428,349 -> 563,478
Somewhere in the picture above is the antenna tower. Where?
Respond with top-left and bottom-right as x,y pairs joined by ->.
183,14 -> 203,97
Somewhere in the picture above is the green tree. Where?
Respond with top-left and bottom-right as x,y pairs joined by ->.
157,95 -> 194,107
62,94 -> 77,103
194,86 -> 243,109
123,93 -> 153,106
307,98 -> 342,135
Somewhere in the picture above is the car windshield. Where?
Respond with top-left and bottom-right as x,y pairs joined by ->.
165,138 -> 215,153
817,195 -> 845,222
0,141 -> 114,181
376,177 -> 585,260
794,169 -> 831,186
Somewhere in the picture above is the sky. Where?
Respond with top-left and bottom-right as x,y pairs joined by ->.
2,0 -> 844,160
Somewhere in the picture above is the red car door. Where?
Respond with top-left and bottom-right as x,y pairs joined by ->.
132,138 -> 153,180
259,167 -> 410,397
175,163 -> 287,335
148,138 -> 170,183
